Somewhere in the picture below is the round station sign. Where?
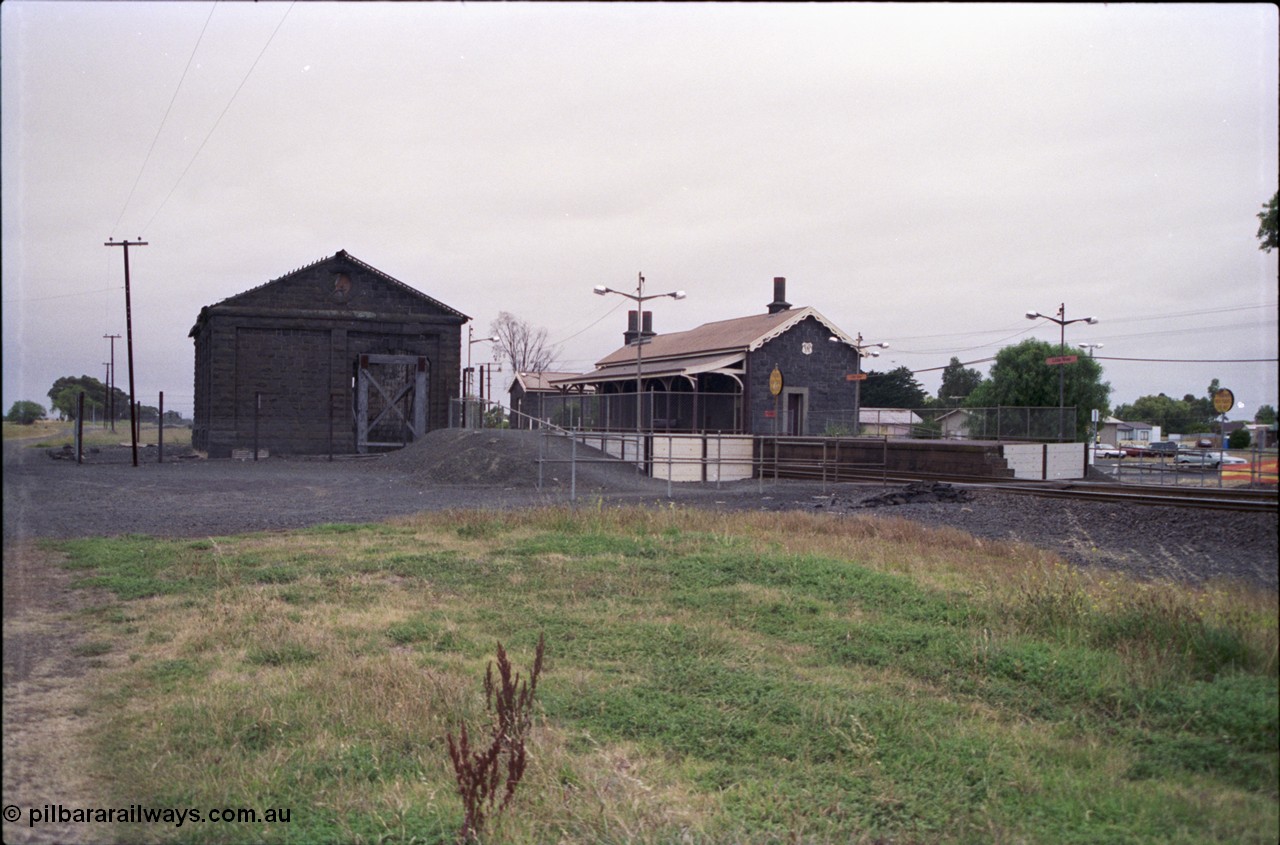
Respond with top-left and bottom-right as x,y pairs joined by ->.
769,367 -> 783,397
1213,388 -> 1235,415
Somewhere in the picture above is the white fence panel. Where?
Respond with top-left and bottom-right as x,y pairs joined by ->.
652,435 -> 705,483
1045,443 -> 1085,480
1001,444 -> 1043,480
706,435 -> 754,482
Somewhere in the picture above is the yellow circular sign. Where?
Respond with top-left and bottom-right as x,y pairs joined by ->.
769,367 -> 783,397
1212,388 -> 1235,414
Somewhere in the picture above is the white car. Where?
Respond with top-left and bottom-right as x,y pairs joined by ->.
1174,452 -> 1247,468
1092,443 -> 1124,459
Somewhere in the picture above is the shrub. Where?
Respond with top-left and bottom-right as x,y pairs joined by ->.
447,634 -> 545,842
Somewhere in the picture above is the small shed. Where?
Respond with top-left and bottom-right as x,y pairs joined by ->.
508,372 -> 592,429
189,250 -> 467,458
857,408 -> 926,438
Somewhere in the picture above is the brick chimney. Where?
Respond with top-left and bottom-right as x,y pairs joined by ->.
767,277 -> 791,314
624,311 -> 656,345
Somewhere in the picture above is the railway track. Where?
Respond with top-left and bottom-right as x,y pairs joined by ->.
762,464 -> 1279,512
968,480 -> 1278,513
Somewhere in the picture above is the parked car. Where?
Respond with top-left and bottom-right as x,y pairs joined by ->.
1175,451 -> 1219,467
1197,438 -> 1214,448
1121,445 -> 1149,457
1174,451 -> 1249,468
1092,443 -> 1124,458
1147,441 -> 1179,456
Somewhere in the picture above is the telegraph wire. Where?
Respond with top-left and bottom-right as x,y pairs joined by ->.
1096,356 -> 1277,364
2,286 -> 123,305
139,1 -> 295,235
111,1 -> 219,237
552,298 -> 626,346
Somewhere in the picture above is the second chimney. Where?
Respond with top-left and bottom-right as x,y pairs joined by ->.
767,277 -> 791,314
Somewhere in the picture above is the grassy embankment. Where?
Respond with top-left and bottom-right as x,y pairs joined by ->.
45,506 -> 1278,844
3,419 -> 191,448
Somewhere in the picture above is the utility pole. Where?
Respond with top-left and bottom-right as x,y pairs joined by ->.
104,239 -> 147,466
103,363 -> 111,428
103,334 -> 120,432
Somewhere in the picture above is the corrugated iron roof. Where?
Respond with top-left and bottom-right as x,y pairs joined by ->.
552,352 -> 747,387
593,306 -> 854,366
513,371 -> 587,392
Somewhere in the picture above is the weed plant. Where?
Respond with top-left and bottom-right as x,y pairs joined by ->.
48,506 -> 1278,844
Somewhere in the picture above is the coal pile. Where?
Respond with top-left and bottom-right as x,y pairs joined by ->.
820,481 -> 975,510
377,428 -> 669,492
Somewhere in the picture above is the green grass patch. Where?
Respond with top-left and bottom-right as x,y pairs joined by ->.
54,507 -> 1278,844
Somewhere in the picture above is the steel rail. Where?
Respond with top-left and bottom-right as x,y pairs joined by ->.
763,464 -> 1277,513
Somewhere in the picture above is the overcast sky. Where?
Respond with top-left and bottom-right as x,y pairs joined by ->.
3,1 -> 1277,421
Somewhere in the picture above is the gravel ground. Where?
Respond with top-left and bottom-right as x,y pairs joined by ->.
5,429 -> 1276,590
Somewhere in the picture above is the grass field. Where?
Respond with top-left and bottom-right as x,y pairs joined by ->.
3,419 -> 191,448
44,507 -> 1279,844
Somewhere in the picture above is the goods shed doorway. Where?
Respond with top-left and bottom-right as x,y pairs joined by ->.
356,354 -> 429,453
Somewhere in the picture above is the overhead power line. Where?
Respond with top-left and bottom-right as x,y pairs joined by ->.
2,286 -> 123,304
111,1 -> 219,236
140,1 -> 295,234
1096,356 -> 1278,364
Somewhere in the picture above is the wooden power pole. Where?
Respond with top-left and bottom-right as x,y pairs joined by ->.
103,333 -> 120,432
104,238 -> 147,466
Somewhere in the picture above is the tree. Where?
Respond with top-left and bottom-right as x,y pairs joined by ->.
1255,404 -> 1277,426
966,338 -> 1110,440
1257,190 -> 1279,253
1114,394 -> 1211,435
47,375 -> 118,420
1228,427 -> 1251,449
860,366 -> 929,409
938,357 -> 983,405
5,401 -> 47,425
489,312 -> 559,377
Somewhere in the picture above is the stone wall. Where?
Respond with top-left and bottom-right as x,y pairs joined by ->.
745,315 -> 861,436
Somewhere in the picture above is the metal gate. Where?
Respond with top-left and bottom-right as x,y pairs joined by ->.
356,354 -> 429,453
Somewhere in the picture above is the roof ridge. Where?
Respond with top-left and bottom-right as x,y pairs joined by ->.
212,250 -> 469,320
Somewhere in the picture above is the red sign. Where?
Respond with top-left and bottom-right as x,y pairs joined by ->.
763,410 -> 777,419
1045,355 -> 1079,366
845,373 -> 868,382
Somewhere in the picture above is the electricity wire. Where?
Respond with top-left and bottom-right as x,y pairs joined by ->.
139,1 -> 295,234
111,1 -> 219,237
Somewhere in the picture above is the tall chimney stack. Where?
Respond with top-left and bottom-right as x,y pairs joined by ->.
641,310 -> 654,339
767,277 -> 791,314
624,310 -> 640,345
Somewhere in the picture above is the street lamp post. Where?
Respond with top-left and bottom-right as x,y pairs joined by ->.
830,333 -> 887,436
594,273 -> 686,441
465,325 -> 498,427
1077,342 -> 1103,358
1025,303 -> 1098,442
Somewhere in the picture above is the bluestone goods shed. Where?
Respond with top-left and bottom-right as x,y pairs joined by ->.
189,250 -> 467,458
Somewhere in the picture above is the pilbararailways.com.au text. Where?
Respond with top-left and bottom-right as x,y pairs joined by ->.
4,803 -> 292,828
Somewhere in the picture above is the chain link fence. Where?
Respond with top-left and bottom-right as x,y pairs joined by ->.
811,406 -> 1080,442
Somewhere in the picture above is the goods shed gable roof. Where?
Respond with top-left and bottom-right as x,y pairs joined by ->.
193,250 -> 468,330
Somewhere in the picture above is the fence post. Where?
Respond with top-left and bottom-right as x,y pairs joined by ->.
253,392 -> 261,461
76,392 -> 85,464
158,391 -> 164,464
